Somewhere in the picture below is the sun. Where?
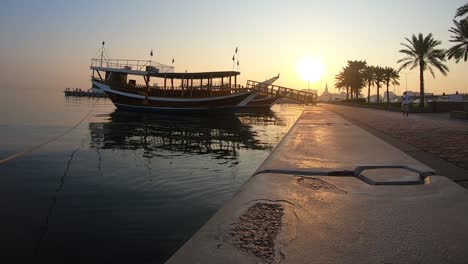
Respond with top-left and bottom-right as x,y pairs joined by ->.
296,56 -> 325,82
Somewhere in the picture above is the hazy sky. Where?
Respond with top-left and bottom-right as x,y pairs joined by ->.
1,0 -> 467,95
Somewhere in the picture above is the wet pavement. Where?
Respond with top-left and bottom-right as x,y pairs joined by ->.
166,105 -> 468,264
322,104 -> 468,184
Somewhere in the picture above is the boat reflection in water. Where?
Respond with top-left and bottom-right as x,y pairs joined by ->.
236,109 -> 285,127
80,106 -> 298,264
89,109 -> 282,160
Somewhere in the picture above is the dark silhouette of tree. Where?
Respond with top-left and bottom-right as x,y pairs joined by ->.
346,60 -> 367,100
335,61 -> 367,101
455,3 -> 468,18
335,67 -> 351,100
397,33 -> 448,107
362,65 -> 376,103
383,67 -> 400,106
447,19 -> 468,63
373,66 -> 385,103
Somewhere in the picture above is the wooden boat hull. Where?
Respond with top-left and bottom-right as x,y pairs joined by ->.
92,81 -> 257,112
245,96 -> 280,109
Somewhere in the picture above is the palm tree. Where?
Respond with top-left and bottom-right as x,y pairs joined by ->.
455,3 -> 468,18
346,60 -> 367,100
374,66 -> 385,103
362,66 -> 376,103
447,19 -> 468,63
383,67 -> 400,106
335,67 -> 350,100
397,33 -> 449,107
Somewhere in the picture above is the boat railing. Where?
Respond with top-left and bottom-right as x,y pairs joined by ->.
246,80 -> 317,103
97,82 -> 247,98
91,58 -> 174,73
92,76 -> 248,97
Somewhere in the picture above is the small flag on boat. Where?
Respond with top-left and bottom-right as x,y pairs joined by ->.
232,55 -> 235,61
150,49 -> 153,57
235,47 -> 238,53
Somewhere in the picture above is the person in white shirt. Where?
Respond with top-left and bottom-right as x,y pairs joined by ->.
402,92 -> 410,117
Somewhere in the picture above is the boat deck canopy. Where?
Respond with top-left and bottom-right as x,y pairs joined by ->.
151,71 -> 240,79
90,59 -> 239,80
91,66 -> 240,79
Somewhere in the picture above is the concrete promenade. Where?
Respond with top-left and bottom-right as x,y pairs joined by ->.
322,104 -> 468,187
167,106 -> 468,264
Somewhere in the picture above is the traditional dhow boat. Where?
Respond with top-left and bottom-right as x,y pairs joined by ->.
90,58 -> 257,112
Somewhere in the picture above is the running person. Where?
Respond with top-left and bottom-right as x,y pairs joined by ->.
402,92 -> 410,117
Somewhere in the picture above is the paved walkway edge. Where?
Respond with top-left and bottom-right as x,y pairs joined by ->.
166,106 -> 468,264
321,104 -> 468,188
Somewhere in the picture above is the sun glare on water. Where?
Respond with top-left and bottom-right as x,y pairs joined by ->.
296,57 -> 325,83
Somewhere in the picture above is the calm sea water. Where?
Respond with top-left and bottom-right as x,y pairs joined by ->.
0,92 -> 304,264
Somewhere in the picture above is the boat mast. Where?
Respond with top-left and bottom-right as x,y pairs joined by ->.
100,41 -> 105,67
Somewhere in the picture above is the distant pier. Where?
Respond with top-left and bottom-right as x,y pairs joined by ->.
64,88 -> 107,98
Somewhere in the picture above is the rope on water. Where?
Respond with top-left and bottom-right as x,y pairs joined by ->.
0,101 -> 97,165
34,144 -> 83,258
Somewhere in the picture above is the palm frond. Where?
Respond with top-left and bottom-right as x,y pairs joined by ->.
427,64 -> 436,78
398,33 -> 448,76
400,42 -> 416,54
455,3 -> 468,18
398,49 -> 416,57
447,19 -> 468,63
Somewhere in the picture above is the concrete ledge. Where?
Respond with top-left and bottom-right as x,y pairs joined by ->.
166,106 -> 468,264
256,106 -> 433,174
167,173 -> 468,264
